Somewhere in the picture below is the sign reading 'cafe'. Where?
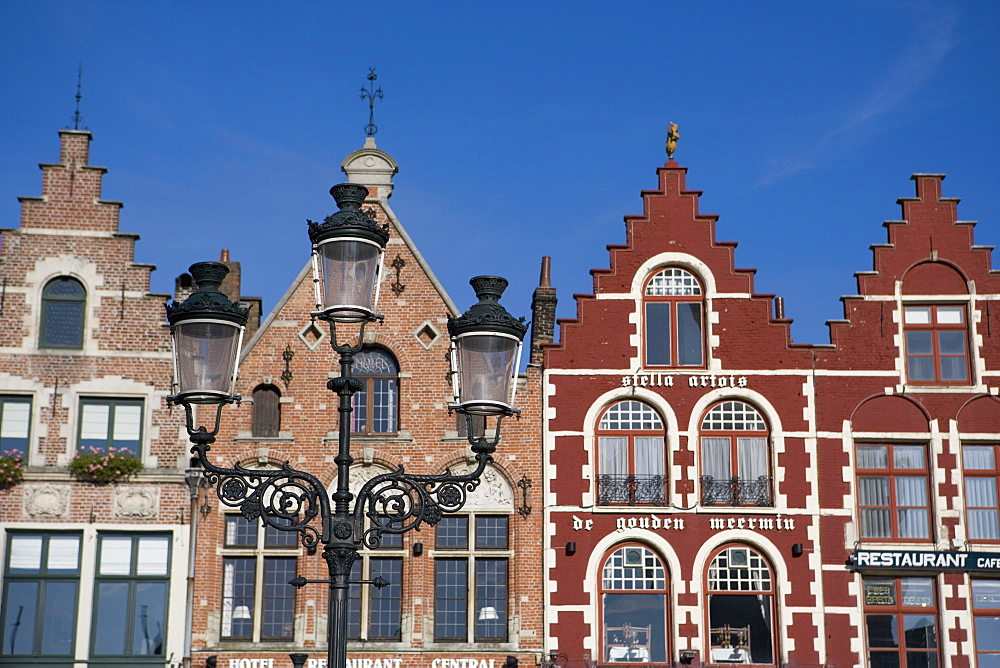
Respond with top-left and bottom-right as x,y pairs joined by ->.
851,549 -> 1000,572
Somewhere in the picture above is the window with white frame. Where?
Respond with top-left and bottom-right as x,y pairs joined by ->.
597,400 -> 666,506
0,395 -> 31,453
600,544 -> 669,663
643,267 -> 704,367
221,515 -> 298,641
0,532 -> 81,659
857,444 -> 931,541
351,348 -> 399,435
964,444 -> 1000,541
706,545 -> 776,666
40,276 -> 86,350
863,577 -> 938,666
973,579 -> 1000,666
700,401 -> 771,507
433,514 -> 509,643
77,398 -> 143,456
91,534 -> 170,661
903,304 -> 971,384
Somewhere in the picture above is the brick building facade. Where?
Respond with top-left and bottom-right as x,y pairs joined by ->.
542,147 -> 1000,667
0,129 -> 209,668
187,137 -> 547,668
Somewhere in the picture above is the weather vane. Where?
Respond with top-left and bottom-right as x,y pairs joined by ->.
70,64 -> 86,131
665,122 -> 679,160
360,67 -> 383,137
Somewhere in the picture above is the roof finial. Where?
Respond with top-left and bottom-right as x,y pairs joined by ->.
360,67 -> 384,138
69,64 -> 86,130
665,122 -> 679,160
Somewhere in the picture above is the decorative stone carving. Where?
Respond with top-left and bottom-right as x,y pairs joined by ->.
23,484 -> 70,517
113,485 -> 159,518
450,464 -> 514,510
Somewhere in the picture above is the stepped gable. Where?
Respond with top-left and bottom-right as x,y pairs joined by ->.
824,174 -> 1000,368
0,130 -> 165,354
548,159 -> 809,369
18,130 -> 124,234
592,161 -> 754,295
859,174 -> 999,296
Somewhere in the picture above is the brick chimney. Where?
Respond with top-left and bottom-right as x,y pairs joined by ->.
530,256 -> 557,366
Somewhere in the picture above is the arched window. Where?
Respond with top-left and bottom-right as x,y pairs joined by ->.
251,384 -> 281,438
40,276 -> 86,349
700,401 -> 771,507
597,401 -> 666,506
601,544 -> 669,663
643,267 -> 704,367
706,545 -> 776,666
351,348 -> 399,435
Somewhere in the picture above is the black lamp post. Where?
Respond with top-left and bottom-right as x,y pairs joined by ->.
166,183 -> 527,668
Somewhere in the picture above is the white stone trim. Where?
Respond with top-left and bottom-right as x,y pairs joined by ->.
61,376 -> 164,467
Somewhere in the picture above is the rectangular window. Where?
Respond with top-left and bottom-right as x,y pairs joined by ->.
78,398 -> 143,455
863,577 -> 938,666
347,517 -> 404,642
965,445 -> 1000,541
0,395 -> 32,452
973,580 -> 1000,666
676,302 -> 703,366
644,302 -> 703,368
92,534 -> 170,658
433,515 -> 509,643
0,532 -> 81,658
644,303 -> 672,366
221,515 -> 298,642
904,305 -> 970,384
857,444 -> 931,540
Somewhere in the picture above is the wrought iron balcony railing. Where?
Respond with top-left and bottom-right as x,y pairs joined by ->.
700,475 -> 772,507
597,474 -> 667,506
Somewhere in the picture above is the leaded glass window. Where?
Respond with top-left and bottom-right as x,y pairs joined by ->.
601,545 -> 668,663
40,277 -> 86,349
706,546 -> 776,665
351,348 -> 399,435
433,514 -> 509,642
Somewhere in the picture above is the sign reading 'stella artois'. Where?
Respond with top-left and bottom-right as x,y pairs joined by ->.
621,373 -> 749,388
851,549 -> 1000,572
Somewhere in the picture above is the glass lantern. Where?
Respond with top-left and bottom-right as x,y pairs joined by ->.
166,262 -> 249,405
309,183 -> 390,322
448,276 -> 527,416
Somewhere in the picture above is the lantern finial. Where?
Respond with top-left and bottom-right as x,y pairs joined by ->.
448,276 -> 528,340
166,262 -> 249,325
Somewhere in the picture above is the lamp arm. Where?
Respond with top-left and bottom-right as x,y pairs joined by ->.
181,400 -> 330,552
352,447 -> 494,549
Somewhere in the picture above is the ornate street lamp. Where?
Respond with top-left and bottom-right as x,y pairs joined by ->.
167,183 -> 526,668
309,183 -> 389,323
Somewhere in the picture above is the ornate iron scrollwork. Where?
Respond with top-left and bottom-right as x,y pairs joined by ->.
390,255 -> 406,296
516,476 -> 532,517
281,344 -> 294,387
700,475 -> 772,507
596,474 -> 667,506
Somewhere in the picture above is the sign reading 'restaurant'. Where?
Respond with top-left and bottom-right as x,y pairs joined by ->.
851,549 -> 1000,572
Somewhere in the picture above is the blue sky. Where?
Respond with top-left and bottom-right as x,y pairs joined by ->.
2,0 -> 998,346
